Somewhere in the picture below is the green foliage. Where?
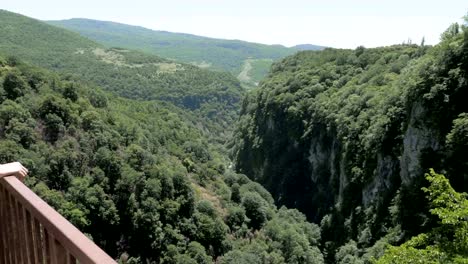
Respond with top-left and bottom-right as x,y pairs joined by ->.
447,113 -> 468,148
233,44 -> 426,224
219,250 -> 264,264
3,70 -> 29,99
232,20 -> 468,263
241,191 -> 270,230
335,240 -> 363,264
0,10 -> 245,139
226,205 -> 247,230
376,170 -> 468,263
47,18 -> 324,86
63,83 -> 79,101
263,207 -> 323,263
0,52 -> 324,262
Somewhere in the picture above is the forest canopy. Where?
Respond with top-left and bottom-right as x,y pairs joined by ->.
232,18 -> 468,263
1,8 -> 467,264
0,55 -> 324,263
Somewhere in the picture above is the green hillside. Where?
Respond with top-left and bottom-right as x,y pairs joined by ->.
0,54 -> 325,263
47,18 -> 325,87
0,10 -> 244,135
292,44 -> 326,51
3,7 -> 467,264
233,21 -> 468,263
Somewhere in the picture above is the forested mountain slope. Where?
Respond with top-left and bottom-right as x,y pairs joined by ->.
0,10 -> 244,133
47,18 -> 325,87
233,22 -> 468,262
0,52 -> 325,263
292,44 -> 326,51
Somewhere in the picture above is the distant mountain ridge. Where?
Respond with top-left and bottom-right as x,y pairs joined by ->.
48,18 -> 325,87
0,10 -> 245,134
292,44 -> 326,51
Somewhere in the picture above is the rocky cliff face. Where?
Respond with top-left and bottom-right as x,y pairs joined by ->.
400,102 -> 441,185
233,30 -> 468,257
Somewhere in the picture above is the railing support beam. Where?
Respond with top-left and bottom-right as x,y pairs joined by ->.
0,176 -> 116,264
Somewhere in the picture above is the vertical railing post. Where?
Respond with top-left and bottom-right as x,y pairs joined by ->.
0,184 -> 6,263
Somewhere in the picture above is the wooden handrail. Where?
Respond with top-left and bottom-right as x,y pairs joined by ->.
0,176 -> 116,264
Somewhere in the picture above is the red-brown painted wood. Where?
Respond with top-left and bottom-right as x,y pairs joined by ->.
0,176 -> 116,264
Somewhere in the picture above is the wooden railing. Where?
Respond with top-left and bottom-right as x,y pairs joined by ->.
0,176 -> 116,264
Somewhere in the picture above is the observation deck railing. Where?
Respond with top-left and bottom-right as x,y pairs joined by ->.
0,176 -> 116,264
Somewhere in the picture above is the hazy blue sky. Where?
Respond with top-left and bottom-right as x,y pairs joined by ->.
3,0 -> 466,48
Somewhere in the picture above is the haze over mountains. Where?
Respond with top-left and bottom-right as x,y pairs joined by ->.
48,18 -> 325,87
0,10 -> 247,137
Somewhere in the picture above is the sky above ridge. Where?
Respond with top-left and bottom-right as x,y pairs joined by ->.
3,0 -> 466,48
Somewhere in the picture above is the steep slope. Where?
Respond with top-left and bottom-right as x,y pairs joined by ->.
0,9 -> 328,263
47,18 -> 325,86
0,38 -> 325,264
233,23 -> 468,262
0,10 -> 244,133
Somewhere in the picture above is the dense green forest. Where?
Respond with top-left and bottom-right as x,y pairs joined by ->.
233,19 -> 468,263
1,8 -> 468,264
0,55 -> 325,263
0,9 -> 327,264
0,10 -> 244,139
48,18 -> 324,87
